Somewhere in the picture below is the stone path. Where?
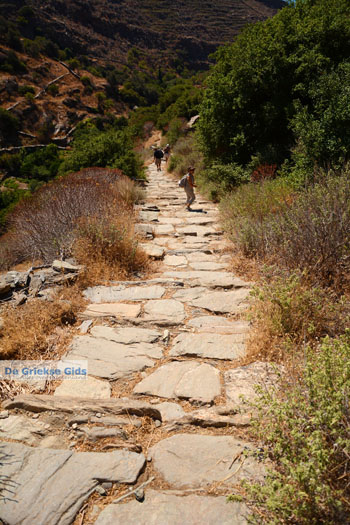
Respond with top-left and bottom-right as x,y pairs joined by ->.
0,163 -> 279,524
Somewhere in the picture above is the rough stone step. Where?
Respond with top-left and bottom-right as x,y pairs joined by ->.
169,333 -> 246,360
3,395 -> 163,419
83,285 -> 166,302
133,360 -> 221,404
148,434 -> 266,489
95,490 -> 249,525
0,442 -> 145,525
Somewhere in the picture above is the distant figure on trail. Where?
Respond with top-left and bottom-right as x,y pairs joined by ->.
178,166 -> 196,210
153,147 -> 164,171
163,144 -> 171,163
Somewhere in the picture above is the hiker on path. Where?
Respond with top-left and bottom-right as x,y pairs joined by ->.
182,166 -> 196,210
154,147 -> 164,171
163,144 -> 171,163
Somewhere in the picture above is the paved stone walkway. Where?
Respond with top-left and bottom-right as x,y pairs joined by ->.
0,163 -> 278,524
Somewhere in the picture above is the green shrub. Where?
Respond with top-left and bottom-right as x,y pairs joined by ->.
221,177 -> 294,256
0,108 -> 20,145
18,84 -> 35,96
246,332 -> 350,524
81,75 -> 92,87
47,83 -> 59,96
20,144 -> 60,181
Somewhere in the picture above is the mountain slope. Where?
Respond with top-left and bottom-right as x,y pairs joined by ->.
5,0 -> 285,69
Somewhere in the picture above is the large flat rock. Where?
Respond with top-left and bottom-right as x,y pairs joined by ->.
149,434 -> 265,489
225,361 -> 282,406
164,255 -> 188,267
95,490 -> 248,525
164,271 -> 249,289
83,285 -> 165,302
54,376 -> 111,399
143,299 -> 185,325
0,415 -> 49,445
139,244 -> 165,259
172,287 -> 207,302
133,361 -> 221,403
189,261 -> 226,271
90,326 -> 161,344
0,442 -> 145,525
65,336 -> 163,379
177,225 -> 220,237
4,395 -> 162,419
191,289 -> 250,313
188,316 -> 250,335
169,333 -> 246,360
82,303 -> 141,319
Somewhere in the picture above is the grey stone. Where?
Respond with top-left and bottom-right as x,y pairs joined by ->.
0,277 -> 11,296
133,361 -> 221,404
135,223 -> 154,238
172,287 -> 207,302
83,285 -> 165,302
189,261 -> 226,271
90,326 -> 160,344
0,410 -> 9,418
4,395 -> 162,419
177,225 -> 221,237
78,319 -> 93,334
0,442 -> 145,525
38,435 -> 68,449
143,299 -> 185,325
164,255 -> 187,267
82,303 -> 141,319
157,217 -> 184,225
170,333 -> 246,360
77,426 -> 127,441
139,244 -> 165,259
164,271 -> 249,289
149,434 -> 265,489
164,407 -> 251,430
54,377 -> 111,399
0,415 -> 49,445
52,260 -> 81,273
156,402 -> 186,422
90,416 -> 141,427
225,361 -> 282,406
191,289 -> 250,313
95,490 -> 248,525
154,224 -> 175,235
65,336 -> 163,379
188,316 -> 250,335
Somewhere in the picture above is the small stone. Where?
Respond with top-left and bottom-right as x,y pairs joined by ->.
32,414 -> 39,419
96,413 -> 102,418
72,423 -> 78,429
52,260 -> 81,273
101,482 -> 113,490
155,420 -> 161,428
95,486 -> 107,496
134,487 -> 144,502
0,410 -> 9,419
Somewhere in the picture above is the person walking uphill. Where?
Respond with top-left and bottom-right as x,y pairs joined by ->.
154,147 -> 164,171
179,166 -> 196,210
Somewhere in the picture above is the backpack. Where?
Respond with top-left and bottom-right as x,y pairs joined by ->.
154,149 -> 164,159
178,174 -> 187,188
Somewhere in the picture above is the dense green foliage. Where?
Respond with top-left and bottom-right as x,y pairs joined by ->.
247,332 -> 350,523
199,0 -> 350,184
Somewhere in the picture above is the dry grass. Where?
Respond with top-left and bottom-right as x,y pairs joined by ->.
0,284 -> 85,360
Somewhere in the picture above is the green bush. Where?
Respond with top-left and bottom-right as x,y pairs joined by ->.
0,108 -> 20,144
18,84 -> 35,96
246,332 -> 350,524
20,144 -> 60,181
47,83 -> 59,96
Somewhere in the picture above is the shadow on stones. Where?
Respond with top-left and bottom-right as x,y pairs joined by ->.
0,446 -> 20,503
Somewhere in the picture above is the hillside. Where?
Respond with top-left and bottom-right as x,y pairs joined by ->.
3,0 -> 284,69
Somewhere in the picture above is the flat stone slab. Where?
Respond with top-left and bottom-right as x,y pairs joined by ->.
189,261 -> 226,271
95,490 -> 248,525
84,285 -> 165,302
177,225 -> 220,237
133,361 -> 221,403
154,224 -> 175,235
156,402 -> 186,422
0,442 -> 145,525
225,361 -> 282,406
82,303 -> 141,319
164,271 -> 249,289
90,326 -> 161,344
188,316 -> 250,335
143,299 -> 185,324
149,434 -> 265,489
4,395 -> 162,419
157,217 -> 184,225
0,415 -> 49,445
185,252 -> 215,262
170,333 -> 246,360
139,244 -> 165,259
172,287 -> 207,302
54,376 -> 111,399
164,255 -> 188,267
65,336 -> 163,379
191,289 -> 250,313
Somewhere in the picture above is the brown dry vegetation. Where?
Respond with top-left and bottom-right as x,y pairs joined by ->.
0,284 -> 84,360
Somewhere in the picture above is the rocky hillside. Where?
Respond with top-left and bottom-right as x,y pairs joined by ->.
4,0 -> 284,69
